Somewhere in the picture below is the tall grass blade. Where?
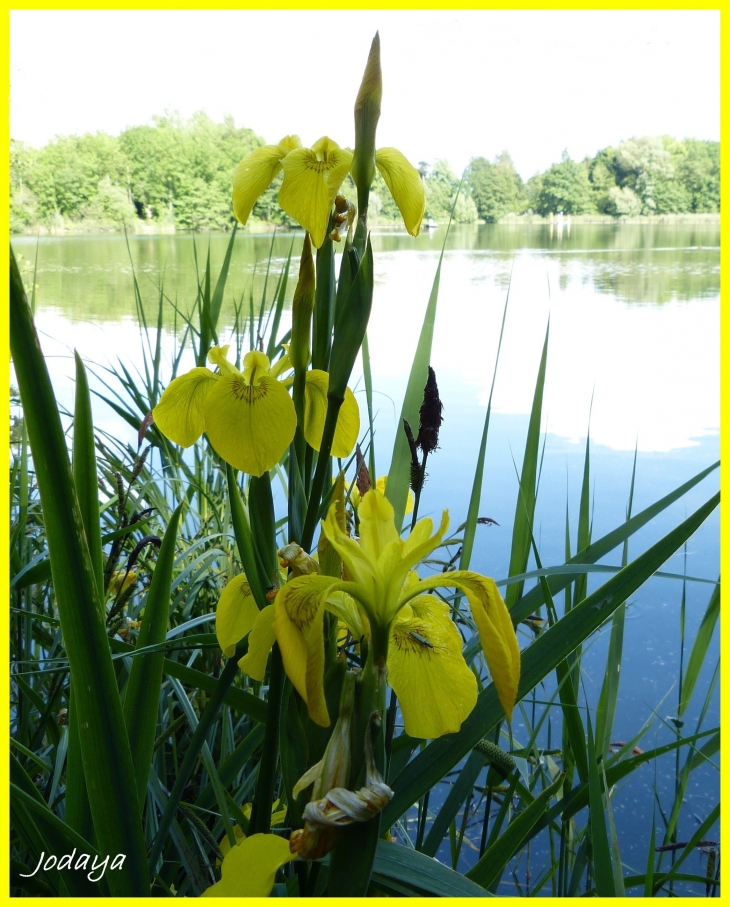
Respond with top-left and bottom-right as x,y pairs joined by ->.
266,238 -> 294,360
209,222 -> 238,341
386,235 -> 449,533
585,712 -> 615,895
72,351 -> 104,601
595,444 -> 638,757
505,322 -> 549,609
511,460 -> 718,624
466,769 -> 564,889
421,749 -> 485,856
123,502 -> 184,809
459,271 -> 511,571
678,579 -> 720,716
226,465 -> 268,609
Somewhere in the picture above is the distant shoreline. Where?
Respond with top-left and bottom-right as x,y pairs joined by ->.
11,211 -> 720,238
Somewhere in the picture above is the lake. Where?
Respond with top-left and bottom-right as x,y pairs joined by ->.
11,222 -> 720,892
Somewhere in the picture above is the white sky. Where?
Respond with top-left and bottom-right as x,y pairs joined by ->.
10,9 -> 719,179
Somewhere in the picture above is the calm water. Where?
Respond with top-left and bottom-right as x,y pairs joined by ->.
12,223 -> 720,892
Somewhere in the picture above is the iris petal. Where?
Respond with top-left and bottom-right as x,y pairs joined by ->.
304,370 -> 360,457
238,605 -> 276,681
375,147 -> 427,236
350,476 -> 414,514
274,575 -> 342,727
357,488 -> 401,563
389,597 -> 477,738
152,367 -> 217,447
216,575 -> 259,658
232,136 -> 301,225
400,571 -> 520,721
201,833 -> 295,897
204,371 -> 296,477
279,138 -> 354,247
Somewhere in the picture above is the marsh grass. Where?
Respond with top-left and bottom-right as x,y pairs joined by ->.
9,230 -> 719,897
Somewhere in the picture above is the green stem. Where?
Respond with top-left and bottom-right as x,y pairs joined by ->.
249,644 -> 285,835
301,398 -> 343,551
410,450 -> 429,529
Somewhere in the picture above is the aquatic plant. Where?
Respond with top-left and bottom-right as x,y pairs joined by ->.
9,33 -> 719,898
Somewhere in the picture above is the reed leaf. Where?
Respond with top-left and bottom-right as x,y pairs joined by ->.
123,501 -> 184,808
505,322 -> 549,609
421,748 -> 485,857
466,769 -> 564,889
370,839 -> 487,897
385,241 -> 446,534
510,459 -> 718,625
678,579 -> 720,716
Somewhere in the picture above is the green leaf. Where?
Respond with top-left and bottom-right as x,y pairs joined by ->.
510,460 -> 719,625
10,246 -> 149,895
371,839 -> 488,897
72,351 -> 104,602
585,713 -> 615,896
11,755 -> 103,897
108,637 -> 269,723
679,579 -> 720,716
421,749 -> 485,857
226,464 -> 268,610
505,322 -> 549,609
385,240 -> 445,533
459,274 -> 511,571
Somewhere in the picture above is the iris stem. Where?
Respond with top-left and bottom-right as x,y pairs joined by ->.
249,644 -> 285,835
301,398 -> 343,551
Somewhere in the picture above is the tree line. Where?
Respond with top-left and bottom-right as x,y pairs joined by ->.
10,112 -> 719,234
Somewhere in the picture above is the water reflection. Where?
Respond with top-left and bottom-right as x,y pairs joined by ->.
14,223 -> 719,453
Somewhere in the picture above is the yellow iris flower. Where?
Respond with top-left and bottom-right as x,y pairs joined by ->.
232,136 -> 426,248
349,475 -> 413,514
202,833 -> 295,897
269,488 -> 520,739
152,345 -> 359,477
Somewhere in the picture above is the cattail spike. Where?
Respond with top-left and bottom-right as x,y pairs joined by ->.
416,366 -> 443,455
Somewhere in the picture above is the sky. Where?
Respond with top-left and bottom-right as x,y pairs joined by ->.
10,9 -> 719,179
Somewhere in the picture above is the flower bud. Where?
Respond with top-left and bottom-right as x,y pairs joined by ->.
351,33 -> 382,205
290,235 -> 315,374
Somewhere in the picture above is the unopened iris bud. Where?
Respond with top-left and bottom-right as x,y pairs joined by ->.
352,33 -> 382,207
290,235 -> 315,375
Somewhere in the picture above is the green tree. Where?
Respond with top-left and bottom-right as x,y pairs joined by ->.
614,136 -> 678,214
676,139 -> 720,212
467,152 -> 523,222
588,146 -> 619,213
424,159 -> 477,223
534,152 -> 595,215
